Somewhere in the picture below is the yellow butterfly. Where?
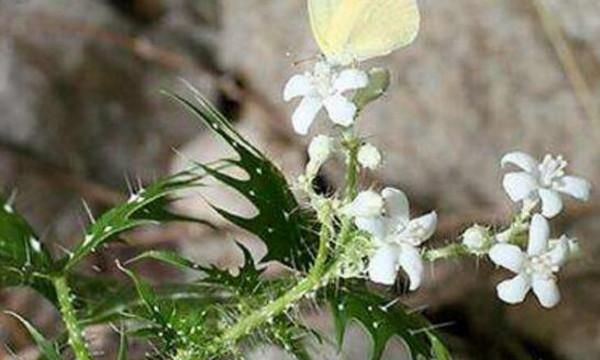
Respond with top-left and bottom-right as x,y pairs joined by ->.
308,0 -> 421,65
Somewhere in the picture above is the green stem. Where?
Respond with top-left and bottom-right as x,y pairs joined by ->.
53,276 -> 92,360
219,205 -> 333,345
424,243 -> 471,262
342,132 -> 360,201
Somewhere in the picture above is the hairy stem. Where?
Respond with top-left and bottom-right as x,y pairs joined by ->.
424,243 -> 471,262
342,132 -> 360,201
217,127 -> 362,351
219,205 -> 333,345
53,276 -> 92,360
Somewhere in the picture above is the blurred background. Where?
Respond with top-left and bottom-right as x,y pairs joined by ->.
1,0 -> 600,359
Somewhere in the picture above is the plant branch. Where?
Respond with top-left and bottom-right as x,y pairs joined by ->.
218,204 -> 333,346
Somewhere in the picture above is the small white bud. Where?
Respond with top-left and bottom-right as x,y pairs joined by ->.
342,190 -> 383,218
495,229 -> 511,243
462,225 -> 490,254
357,143 -> 382,170
306,135 -> 335,176
308,135 -> 334,164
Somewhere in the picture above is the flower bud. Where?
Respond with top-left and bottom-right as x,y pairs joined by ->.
462,225 -> 490,254
306,135 -> 334,176
358,143 -> 382,170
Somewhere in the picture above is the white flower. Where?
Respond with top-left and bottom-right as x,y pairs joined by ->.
345,188 -> 437,290
357,143 -> 382,170
283,61 -> 368,135
489,214 -> 569,308
306,135 -> 334,176
462,225 -> 490,254
502,151 -> 591,218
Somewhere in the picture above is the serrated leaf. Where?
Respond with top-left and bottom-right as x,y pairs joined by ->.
327,283 -> 443,360
117,262 -> 179,354
128,248 -> 261,293
5,311 -> 62,360
428,332 -> 452,360
165,88 -> 318,272
73,274 -> 223,326
64,170 -> 210,271
0,197 -> 55,300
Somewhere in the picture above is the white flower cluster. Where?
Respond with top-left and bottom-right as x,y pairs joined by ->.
459,151 -> 590,307
489,151 -> 591,307
284,60 -> 592,309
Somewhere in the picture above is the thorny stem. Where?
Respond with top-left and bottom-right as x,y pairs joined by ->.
218,204 -> 333,346
424,243 -> 470,262
218,131 -> 363,349
342,131 -> 360,201
53,276 -> 92,360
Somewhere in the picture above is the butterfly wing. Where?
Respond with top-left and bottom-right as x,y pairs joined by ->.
308,0 -> 344,58
347,0 -> 420,62
308,0 -> 420,64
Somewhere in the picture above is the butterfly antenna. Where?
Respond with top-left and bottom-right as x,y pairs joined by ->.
292,54 -> 320,67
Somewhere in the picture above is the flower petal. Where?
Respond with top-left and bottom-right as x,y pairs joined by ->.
554,175 -> 591,201
502,172 -> 538,202
539,188 -> 563,218
355,216 -> 387,242
489,244 -> 526,273
323,94 -> 356,127
283,74 -> 312,101
398,244 -> 424,291
532,276 -> 561,308
291,96 -> 322,135
382,187 -> 409,224
408,211 -> 438,245
528,214 -> 550,256
368,244 -> 400,286
334,68 -> 368,92
343,190 -> 383,218
497,273 -> 531,304
546,236 -> 569,267
501,152 -> 539,173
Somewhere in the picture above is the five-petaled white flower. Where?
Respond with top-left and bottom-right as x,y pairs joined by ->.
489,214 -> 569,308
343,188 -> 437,290
502,151 -> 591,218
283,61 -> 368,135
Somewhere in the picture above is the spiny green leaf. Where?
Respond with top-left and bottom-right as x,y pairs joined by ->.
5,311 -> 62,360
0,197 -> 55,300
326,282 -> 445,360
165,87 -> 318,272
64,170 -> 210,271
117,261 -> 179,354
74,274 -> 223,326
128,247 -> 261,293
429,332 -> 452,360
